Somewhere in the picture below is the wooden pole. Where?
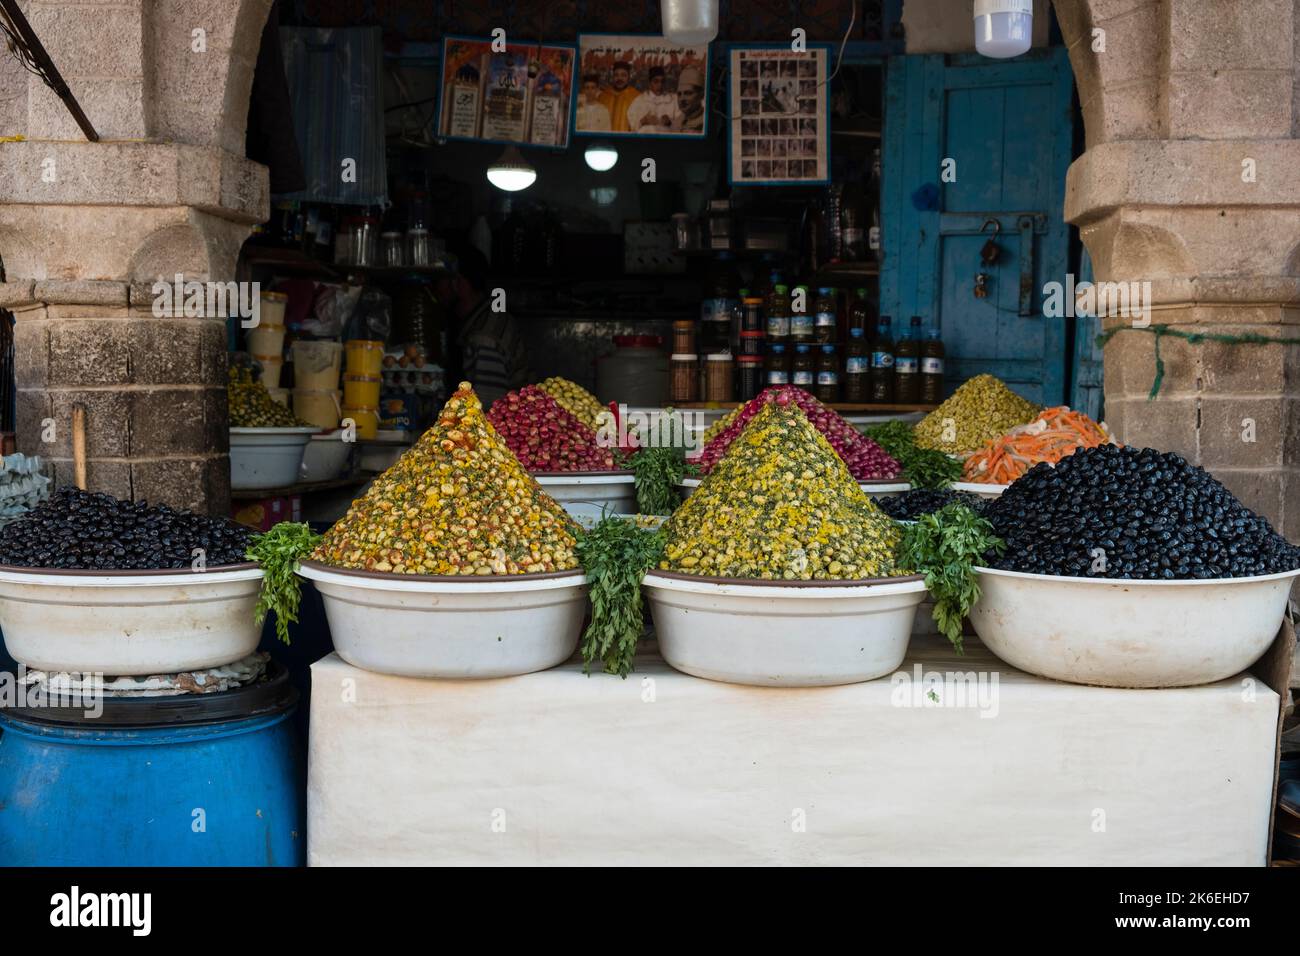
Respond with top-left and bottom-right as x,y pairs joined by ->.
71,404 -> 87,490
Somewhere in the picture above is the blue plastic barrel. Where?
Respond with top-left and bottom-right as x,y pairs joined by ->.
0,661 -> 303,866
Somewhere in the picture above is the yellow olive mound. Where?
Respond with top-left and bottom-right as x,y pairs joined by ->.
660,397 -> 911,581
913,373 -> 1039,455
537,377 -> 607,432
228,366 -> 310,428
312,381 -> 579,575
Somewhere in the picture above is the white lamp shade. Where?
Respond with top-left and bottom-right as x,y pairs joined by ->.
584,143 -> 619,171
974,0 -> 1033,59
486,145 -> 537,192
662,0 -> 719,45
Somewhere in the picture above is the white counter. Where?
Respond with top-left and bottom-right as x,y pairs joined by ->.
308,634 -> 1279,866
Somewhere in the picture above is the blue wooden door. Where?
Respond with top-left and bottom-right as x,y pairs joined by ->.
881,48 -> 1075,405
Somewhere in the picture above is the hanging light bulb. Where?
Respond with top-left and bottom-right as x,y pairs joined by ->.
974,0 -> 1033,59
662,0 -> 719,46
486,145 -> 537,192
584,142 -> 619,172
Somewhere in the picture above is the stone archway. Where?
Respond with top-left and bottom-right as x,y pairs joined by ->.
1048,0 -> 1300,535
0,0 -> 274,514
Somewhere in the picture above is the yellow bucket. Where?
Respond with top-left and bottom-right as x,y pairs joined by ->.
293,388 -> 342,429
342,374 -> 381,408
345,339 -> 385,377
342,405 -> 379,440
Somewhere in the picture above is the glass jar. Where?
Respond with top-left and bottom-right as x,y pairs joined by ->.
670,353 -> 699,402
705,354 -> 734,402
407,228 -> 430,266
791,343 -> 815,388
381,231 -> 404,268
737,355 -> 763,400
350,215 -> 378,267
816,344 -> 840,403
741,296 -> 764,332
738,330 -> 764,356
672,319 -> 697,355
765,344 -> 789,386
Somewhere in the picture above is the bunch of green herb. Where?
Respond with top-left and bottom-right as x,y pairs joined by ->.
899,503 -> 1004,652
575,516 -> 666,677
865,420 -> 961,490
629,445 -> 698,516
246,521 -> 322,645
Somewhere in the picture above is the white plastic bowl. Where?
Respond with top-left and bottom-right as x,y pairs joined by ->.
298,560 -> 588,678
644,571 -> 928,687
535,472 -> 636,518
968,565 -> 1300,688
679,476 -> 908,499
952,481 -> 1011,499
0,564 -> 264,675
300,431 -> 354,482
230,427 -> 318,490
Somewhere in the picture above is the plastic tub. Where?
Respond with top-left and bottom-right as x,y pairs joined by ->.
291,339 -> 343,390
968,566 -> 1300,688
247,323 -> 286,358
266,386 -> 291,408
300,431 -> 354,482
0,660 -> 301,865
345,339 -> 385,376
535,472 -> 637,518
253,352 -> 283,388
298,561 -> 588,678
952,481 -> 1011,499
342,374 -> 381,408
0,563 -> 264,675
259,290 -> 288,328
293,388 -> 342,429
230,426 -> 317,490
643,570 -> 929,687
341,405 -> 379,440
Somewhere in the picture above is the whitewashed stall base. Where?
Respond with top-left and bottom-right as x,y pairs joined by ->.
308,636 -> 1279,866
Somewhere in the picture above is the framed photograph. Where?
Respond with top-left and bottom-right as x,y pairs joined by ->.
727,45 -> 830,185
575,33 -> 710,138
436,36 -> 577,147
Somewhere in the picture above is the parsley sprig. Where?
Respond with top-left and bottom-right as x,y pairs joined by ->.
575,517 -> 666,677
247,521 -> 322,645
900,503 -> 1004,652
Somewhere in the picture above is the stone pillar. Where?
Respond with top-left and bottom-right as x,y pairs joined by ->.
0,0 -> 273,515
1056,0 -> 1300,538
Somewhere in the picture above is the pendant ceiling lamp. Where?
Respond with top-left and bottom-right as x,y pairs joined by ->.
583,142 -> 619,172
661,0 -> 719,46
974,0 -> 1033,59
486,145 -> 537,192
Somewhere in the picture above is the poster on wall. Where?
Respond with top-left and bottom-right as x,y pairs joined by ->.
437,36 -> 576,147
574,33 -> 710,137
728,46 -> 830,185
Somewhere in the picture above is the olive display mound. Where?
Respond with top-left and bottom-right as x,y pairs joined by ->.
313,382 -> 579,576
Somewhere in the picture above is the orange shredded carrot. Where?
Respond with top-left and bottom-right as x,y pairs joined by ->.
963,406 -> 1118,484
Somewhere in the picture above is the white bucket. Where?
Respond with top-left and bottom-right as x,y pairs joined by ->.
298,561 -> 588,678
230,426 -> 318,490
644,571 -> 928,687
0,564 -> 264,675
291,339 -> 344,390
300,431 -> 354,482
968,565 -> 1300,687
247,323 -> 286,358
293,388 -> 342,430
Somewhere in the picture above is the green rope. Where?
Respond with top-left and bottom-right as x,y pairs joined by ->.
1096,324 -> 1300,400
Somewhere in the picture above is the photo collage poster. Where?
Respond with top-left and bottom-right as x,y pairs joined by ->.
438,36 -> 576,148
729,46 -> 830,185
575,33 -> 710,137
